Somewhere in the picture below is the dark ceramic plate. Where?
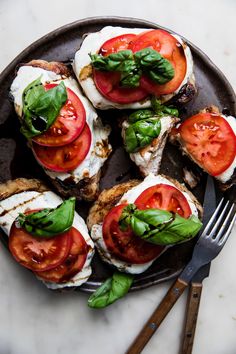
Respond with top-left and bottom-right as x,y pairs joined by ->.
0,17 -> 235,293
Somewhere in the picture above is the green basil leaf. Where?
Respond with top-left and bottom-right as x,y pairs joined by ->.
107,50 -> 134,71
133,119 -> 161,138
128,110 -> 154,123
89,53 -> 109,71
23,77 -> 45,109
134,48 -> 174,85
142,214 -> 202,245
88,272 -> 134,308
134,209 -> 172,227
124,125 -> 139,153
151,97 -> 179,117
120,68 -> 142,88
130,215 -> 150,237
90,51 -> 135,72
21,79 -> 67,139
119,204 -> 137,231
119,204 -> 202,246
124,118 -> 161,153
17,197 -> 76,238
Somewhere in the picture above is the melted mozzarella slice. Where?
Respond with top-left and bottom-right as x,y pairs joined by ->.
90,174 -> 198,274
122,115 -> 179,176
0,190 -> 94,289
73,26 -> 194,110
10,66 -> 112,183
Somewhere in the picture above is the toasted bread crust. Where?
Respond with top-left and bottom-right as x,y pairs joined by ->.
0,178 -> 48,201
25,60 -> 71,77
87,179 -> 141,229
51,172 -> 101,202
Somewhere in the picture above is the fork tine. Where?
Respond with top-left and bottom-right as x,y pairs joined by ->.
218,211 -> 236,246
200,198 -> 224,237
214,203 -> 235,242
206,200 -> 230,239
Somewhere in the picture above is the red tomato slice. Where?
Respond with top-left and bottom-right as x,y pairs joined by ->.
130,29 -> 187,95
32,123 -> 91,172
102,204 -> 164,264
35,227 -> 88,283
99,33 -> 137,56
33,85 -> 86,147
9,217 -> 72,272
93,34 -> 149,104
178,113 -> 236,176
135,184 -> 192,218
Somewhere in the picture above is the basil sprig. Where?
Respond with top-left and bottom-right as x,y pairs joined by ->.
88,272 -> 133,309
119,204 -> 202,246
21,77 -> 67,139
90,48 -> 174,88
124,98 -> 179,153
17,197 -> 76,238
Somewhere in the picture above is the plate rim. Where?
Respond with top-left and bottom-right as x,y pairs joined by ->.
1,15 -> 236,113
0,16 -> 235,293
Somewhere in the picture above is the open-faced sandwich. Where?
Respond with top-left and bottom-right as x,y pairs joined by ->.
170,106 -> 236,189
0,178 -> 94,289
74,26 -> 196,110
121,98 -> 179,176
10,60 -> 112,201
87,174 -> 202,274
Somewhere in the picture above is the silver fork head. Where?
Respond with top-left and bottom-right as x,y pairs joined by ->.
194,198 -> 236,262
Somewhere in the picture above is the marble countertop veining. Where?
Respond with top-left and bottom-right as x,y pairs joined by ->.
0,1 -> 236,354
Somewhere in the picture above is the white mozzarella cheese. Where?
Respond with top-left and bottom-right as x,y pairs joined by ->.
90,173 -> 198,274
122,115 -> 178,176
73,26 -> 194,110
10,66 -> 112,183
0,190 -> 94,289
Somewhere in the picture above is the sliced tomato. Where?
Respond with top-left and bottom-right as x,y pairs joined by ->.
33,85 -> 86,147
35,227 -> 88,283
32,123 -> 91,172
178,113 -> 236,176
99,33 -> 137,56
102,204 -> 164,264
135,184 -> 192,218
93,33 -> 149,104
130,29 -> 187,95
9,218 -> 72,272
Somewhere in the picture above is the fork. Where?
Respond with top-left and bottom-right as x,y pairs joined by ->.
126,198 -> 236,354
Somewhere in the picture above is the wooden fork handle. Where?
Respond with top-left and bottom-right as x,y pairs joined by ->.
126,278 -> 188,354
181,282 -> 203,354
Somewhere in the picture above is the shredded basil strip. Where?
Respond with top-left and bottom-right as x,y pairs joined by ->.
90,48 -> 174,88
17,197 -> 76,238
21,77 -> 67,139
119,204 -> 202,245
88,272 -> 134,309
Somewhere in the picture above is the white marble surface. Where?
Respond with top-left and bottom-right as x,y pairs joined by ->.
0,0 -> 236,353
